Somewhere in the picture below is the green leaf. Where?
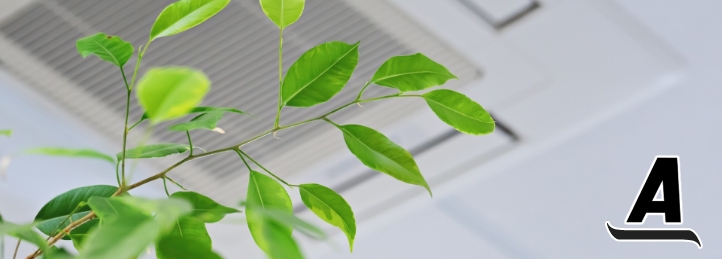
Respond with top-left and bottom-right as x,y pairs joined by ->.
155,217 -> 222,259
0,129 -> 11,136
336,124 -> 431,195
423,89 -> 495,135
282,41 -> 359,107
114,197 -> 193,231
136,67 -> 211,123
150,0 -> 231,41
256,209 -> 325,240
299,184 -> 355,250
246,171 -> 293,253
191,106 -> 248,115
371,53 -> 457,92
120,143 -> 191,160
76,33 -> 133,67
34,185 -> 117,239
168,111 -> 224,132
0,222 -> 48,252
68,219 -> 99,250
261,218 -> 304,259
259,0 -> 305,29
24,148 -> 115,164
81,198 -> 159,259
170,191 -> 239,223
42,246 -> 76,259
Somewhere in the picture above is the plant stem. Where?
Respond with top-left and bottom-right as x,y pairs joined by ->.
238,149 -> 294,187
186,131 -> 193,157
356,81 -> 371,101
12,239 -> 20,259
165,176 -> 187,190
274,28 -> 284,129
162,177 -> 170,197
234,149 -> 252,171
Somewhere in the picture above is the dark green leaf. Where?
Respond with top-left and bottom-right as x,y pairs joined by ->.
76,33 -> 133,67
0,129 -> 11,136
136,67 -> 211,123
120,143 -> 190,160
423,89 -> 494,135
371,53 -> 457,92
246,171 -> 293,253
34,185 -> 117,239
150,0 -> 231,41
168,112 -> 224,132
262,218 -> 304,259
0,222 -> 48,252
170,191 -> 239,223
337,124 -> 431,195
155,217 -> 221,259
24,148 -> 115,164
299,184 -> 355,250
259,0 -> 305,29
282,41 -> 359,107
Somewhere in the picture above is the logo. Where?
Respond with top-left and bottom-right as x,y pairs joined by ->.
606,156 -> 702,248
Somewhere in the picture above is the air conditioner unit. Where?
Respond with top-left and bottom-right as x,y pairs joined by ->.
0,0 -> 683,258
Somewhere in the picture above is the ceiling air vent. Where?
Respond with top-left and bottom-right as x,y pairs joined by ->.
0,0 -> 480,203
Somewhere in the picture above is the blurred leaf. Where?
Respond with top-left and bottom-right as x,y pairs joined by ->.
0,222 -> 47,252
68,218 -> 99,250
150,0 -> 231,41
246,171 -> 292,253
371,53 -> 457,92
0,129 -> 11,136
257,208 -> 325,240
34,185 -> 117,239
82,198 -> 159,259
120,143 -> 191,160
282,41 -> 359,107
423,89 -> 494,135
259,0 -> 305,29
336,124 -> 431,195
261,218 -> 304,259
76,33 -> 133,67
191,106 -> 248,115
24,148 -> 115,164
115,197 -> 193,231
155,217 -> 222,259
168,112 -> 224,132
136,67 -> 210,123
299,184 -> 354,250
41,246 -> 76,259
170,191 -> 239,223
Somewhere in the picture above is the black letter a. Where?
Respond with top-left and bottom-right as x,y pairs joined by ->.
626,156 -> 681,224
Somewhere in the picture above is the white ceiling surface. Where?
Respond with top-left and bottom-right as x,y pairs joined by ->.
1,0 -> 721,258
315,0 -> 720,258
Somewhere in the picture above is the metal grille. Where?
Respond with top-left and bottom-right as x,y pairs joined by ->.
0,0 -> 478,202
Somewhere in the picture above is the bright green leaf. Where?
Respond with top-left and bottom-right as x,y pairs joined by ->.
120,143 -> 191,160
136,67 -> 211,123
168,112 -> 224,132
371,53 -> 457,92
423,89 -> 495,135
0,129 -> 11,136
76,33 -> 133,67
68,218 -> 99,250
115,197 -> 193,231
24,148 -> 115,164
282,41 -> 359,107
336,124 -> 431,195
34,185 -> 117,239
246,171 -> 293,253
150,0 -> 231,41
0,222 -> 48,252
261,218 -> 304,259
259,0 -> 305,29
155,217 -> 221,259
299,183 -> 355,250
170,191 -> 239,223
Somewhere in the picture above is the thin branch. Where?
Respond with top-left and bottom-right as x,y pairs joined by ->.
12,239 -> 20,259
237,149 -> 294,187
186,131 -> 193,157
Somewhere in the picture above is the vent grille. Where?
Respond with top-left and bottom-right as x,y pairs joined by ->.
0,0 -> 478,203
